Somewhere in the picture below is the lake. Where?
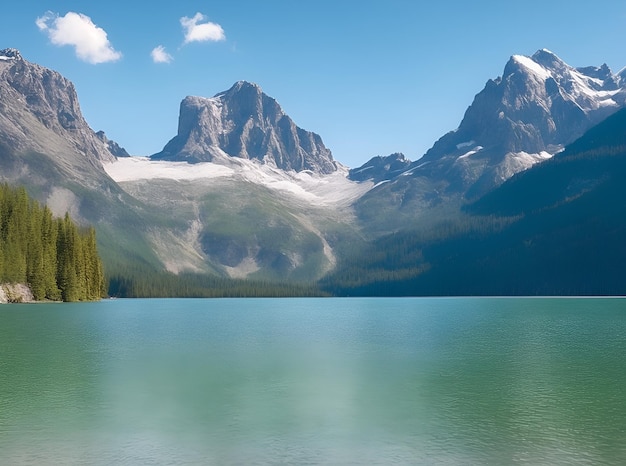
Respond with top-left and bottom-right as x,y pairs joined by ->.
1,297 -> 626,464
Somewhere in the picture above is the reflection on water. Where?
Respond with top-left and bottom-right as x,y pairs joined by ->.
1,298 -> 626,464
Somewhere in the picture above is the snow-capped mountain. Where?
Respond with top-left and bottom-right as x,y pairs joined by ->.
350,49 -> 626,234
416,49 -> 626,192
151,81 -> 338,175
3,47 -> 626,290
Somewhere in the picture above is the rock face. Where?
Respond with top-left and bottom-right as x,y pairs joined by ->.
349,153 -> 411,182
0,48 -> 117,164
412,49 -> 626,193
454,49 -> 623,154
96,131 -> 130,157
0,49 -> 160,280
151,81 -> 337,174
352,50 -> 626,234
0,283 -> 34,303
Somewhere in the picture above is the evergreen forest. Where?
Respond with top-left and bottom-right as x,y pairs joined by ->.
322,109 -> 626,296
0,184 -> 106,302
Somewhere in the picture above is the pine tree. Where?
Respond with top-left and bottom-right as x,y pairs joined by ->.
41,206 -> 61,300
82,227 -> 105,299
26,202 -> 46,300
57,213 -> 81,302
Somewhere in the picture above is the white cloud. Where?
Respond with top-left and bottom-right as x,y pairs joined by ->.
36,11 -> 122,64
180,12 -> 225,44
151,45 -> 173,64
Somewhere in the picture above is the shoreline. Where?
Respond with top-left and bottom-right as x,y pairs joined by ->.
0,283 -> 34,303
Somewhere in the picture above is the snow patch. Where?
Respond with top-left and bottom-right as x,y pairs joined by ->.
598,98 -> 618,107
104,157 -> 374,208
498,151 -> 553,181
456,140 -> 475,150
351,165 -> 373,174
457,146 -> 484,160
513,55 -> 551,80
104,156 -> 233,181
400,161 -> 430,177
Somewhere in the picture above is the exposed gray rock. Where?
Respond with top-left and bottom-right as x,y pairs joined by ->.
96,131 -> 130,157
0,283 -> 34,303
349,153 -> 412,182
0,49 -> 160,280
151,81 -> 337,174
408,49 -> 626,194
0,48 -> 116,164
353,50 -> 626,235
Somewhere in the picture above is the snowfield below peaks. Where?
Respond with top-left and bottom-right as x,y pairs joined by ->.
104,156 -> 374,208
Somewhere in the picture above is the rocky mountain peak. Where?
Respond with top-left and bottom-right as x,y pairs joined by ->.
221,80 -> 262,96
0,48 -> 22,60
577,63 -> 614,83
401,49 -> 626,198
214,81 -> 284,128
349,153 -> 412,182
152,82 -> 337,174
531,48 -> 568,72
95,131 -> 130,158
0,49 -> 116,164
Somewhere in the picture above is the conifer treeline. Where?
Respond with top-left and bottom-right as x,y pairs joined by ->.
108,268 -> 327,298
0,184 -> 105,301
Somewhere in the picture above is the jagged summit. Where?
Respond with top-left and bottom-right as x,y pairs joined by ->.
530,48 -> 567,71
0,48 -> 117,164
0,48 -> 22,60
152,81 -> 337,174
95,131 -> 130,158
349,153 -> 412,183
211,81 -> 267,105
506,49 -> 621,98
217,80 -> 262,95
409,49 -> 626,195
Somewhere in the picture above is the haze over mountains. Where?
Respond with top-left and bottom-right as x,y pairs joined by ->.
1,46 -> 625,295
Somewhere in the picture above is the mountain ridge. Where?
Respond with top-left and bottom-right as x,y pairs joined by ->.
354,49 -> 625,181
0,48 -> 166,278
2,47 -> 626,294
0,48 -> 118,166
324,105 -> 626,296
350,49 -> 626,234
151,81 -> 338,175
421,49 -> 625,172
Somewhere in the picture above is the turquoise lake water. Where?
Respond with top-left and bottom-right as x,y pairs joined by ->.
1,297 -> 625,464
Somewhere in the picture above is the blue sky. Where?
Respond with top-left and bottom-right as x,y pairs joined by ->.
2,1 -> 626,167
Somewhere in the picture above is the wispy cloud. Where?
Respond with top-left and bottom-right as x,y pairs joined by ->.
36,11 -> 121,64
180,13 -> 225,44
151,45 -> 173,64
